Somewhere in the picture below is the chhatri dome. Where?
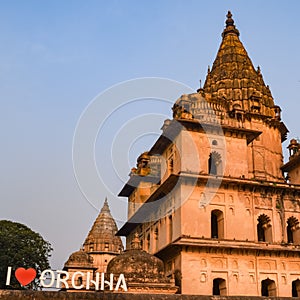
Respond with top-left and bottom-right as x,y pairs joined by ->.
107,233 -> 178,294
64,249 -> 93,268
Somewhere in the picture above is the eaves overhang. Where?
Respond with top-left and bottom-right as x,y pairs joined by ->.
117,174 -> 179,236
118,174 -> 160,197
149,118 -> 263,157
281,155 -> 300,172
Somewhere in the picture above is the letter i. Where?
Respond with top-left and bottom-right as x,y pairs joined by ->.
6,267 -> 12,286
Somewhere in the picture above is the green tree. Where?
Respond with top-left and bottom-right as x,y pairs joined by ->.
0,220 -> 52,290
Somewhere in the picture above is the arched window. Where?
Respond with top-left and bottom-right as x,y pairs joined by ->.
213,278 -> 227,295
89,242 -> 94,251
211,210 -> 224,239
168,215 -> 173,243
287,217 -> 300,244
208,151 -> 222,175
209,155 -> 217,175
146,234 -> 150,252
292,279 -> 300,297
261,278 -> 276,296
140,239 -> 143,250
257,219 -> 265,242
287,222 -> 294,243
154,227 -> 159,252
257,214 -> 272,243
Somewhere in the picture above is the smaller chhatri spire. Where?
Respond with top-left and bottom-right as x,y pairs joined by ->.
222,10 -> 240,38
257,65 -> 261,74
83,196 -> 124,255
100,197 -> 110,213
131,232 -> 142,250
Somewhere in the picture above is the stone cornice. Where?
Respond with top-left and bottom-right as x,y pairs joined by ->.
117,173 -> 300,237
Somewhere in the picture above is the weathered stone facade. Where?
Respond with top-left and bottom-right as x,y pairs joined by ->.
118,12 -> 300,297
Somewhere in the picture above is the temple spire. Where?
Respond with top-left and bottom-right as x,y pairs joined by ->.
83,197 -> 124,254
101,197 -> 110,213
222,10 -> 240,38
203,10 -> 275,116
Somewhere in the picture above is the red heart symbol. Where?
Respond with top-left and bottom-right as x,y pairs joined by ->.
15,268 -> 37,286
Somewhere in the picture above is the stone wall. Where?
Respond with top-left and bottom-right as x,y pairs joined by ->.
0,290 -> 296,300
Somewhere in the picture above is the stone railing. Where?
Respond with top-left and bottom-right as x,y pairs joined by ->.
0,290 -> 297,300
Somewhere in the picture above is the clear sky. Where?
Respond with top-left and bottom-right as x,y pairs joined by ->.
0,0 -> 299,269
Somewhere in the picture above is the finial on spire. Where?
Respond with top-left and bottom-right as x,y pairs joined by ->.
101,197 -> 110,213
222,10 -> 239,38
226,11 -> 234,27
257,66 -> 261,74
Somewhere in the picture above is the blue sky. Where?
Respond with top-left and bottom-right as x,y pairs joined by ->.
0,1 -> 299,269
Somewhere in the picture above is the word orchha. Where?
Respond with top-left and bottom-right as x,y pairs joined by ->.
6,267 -> 128,291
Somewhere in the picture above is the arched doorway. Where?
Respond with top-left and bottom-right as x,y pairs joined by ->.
213,278 -> 227,295
261,278 -> 276,296
292,279 -> 300,297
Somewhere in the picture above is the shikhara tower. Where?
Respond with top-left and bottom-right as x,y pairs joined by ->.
118,12 -> 300,296
63,199 -> 123,289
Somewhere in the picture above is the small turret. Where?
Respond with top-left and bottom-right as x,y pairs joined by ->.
288,139 -> 300,158
281,139 -> 300,184
222,11 -> 240,38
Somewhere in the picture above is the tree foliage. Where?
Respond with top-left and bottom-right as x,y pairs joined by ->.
0,220 -> 53,289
